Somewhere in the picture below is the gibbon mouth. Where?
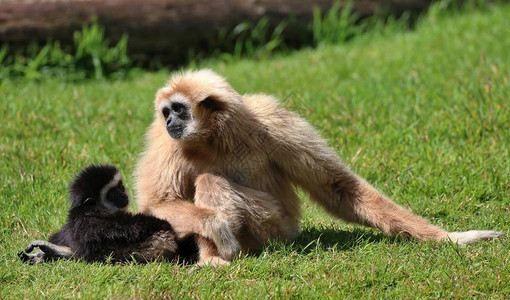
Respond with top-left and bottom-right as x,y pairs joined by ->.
167,125 -> 185,139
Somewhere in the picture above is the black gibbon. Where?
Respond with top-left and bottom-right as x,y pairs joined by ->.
19,165 -> 197,264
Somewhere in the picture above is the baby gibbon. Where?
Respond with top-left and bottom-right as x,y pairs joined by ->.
19,165 -> 197,264
135,69 -> 501,265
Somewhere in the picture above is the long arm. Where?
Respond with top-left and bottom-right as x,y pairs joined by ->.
251,94 -> 500,244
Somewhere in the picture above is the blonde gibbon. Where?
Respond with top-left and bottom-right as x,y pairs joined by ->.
135,69 -> 501,265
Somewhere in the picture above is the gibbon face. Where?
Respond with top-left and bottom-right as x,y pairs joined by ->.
154,70 -> 242,142
70,165 -> 129,213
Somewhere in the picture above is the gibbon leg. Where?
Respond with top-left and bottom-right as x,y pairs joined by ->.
18,250 -> 46,265
142,199 -> 240,261
194,173 -> 296,262
19,240 -> 74,264
26,240 -> 74,258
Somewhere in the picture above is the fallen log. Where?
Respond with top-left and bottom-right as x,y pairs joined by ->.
0,0 -> 433,65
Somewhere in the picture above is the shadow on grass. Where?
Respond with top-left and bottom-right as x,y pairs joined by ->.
258,227 -> 405,256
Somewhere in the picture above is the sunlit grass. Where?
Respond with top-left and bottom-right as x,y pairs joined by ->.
1,4 -> 509,298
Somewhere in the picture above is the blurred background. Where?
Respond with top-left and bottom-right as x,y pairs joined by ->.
0,0 -> 479,80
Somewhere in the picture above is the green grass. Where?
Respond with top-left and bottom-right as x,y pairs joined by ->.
1,4 -> 509,299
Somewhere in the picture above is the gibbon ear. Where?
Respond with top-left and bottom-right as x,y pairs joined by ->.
199,96 -> 227,112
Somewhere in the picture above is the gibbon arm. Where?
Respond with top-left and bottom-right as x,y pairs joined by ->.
135,147 -> 240,264
264,104 -> 500,243
265,105 -> 449,242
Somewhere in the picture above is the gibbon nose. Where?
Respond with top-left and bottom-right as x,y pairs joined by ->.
166,117 -> 183,130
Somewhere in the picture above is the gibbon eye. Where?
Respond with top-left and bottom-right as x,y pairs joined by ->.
162,107 -> 170,119
171,102 -> 186,115
83,197 -> 94,205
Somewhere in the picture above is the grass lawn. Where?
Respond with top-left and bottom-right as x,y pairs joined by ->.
1,4 -> 509,299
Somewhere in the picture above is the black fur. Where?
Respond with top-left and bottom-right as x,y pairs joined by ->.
21,165 -> 197,264
69,165 -> 119,208
48,206 -> 197,263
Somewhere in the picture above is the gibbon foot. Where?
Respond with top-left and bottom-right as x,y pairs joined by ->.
195,235 -> 232,269
19,240 -> 74,264
446,230 -> 503,245
187,256 -> 229,273
197,256 -> 230,268
18,249 -> 46,265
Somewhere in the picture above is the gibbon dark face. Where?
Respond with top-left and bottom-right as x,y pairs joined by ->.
155,70 -> 239,141
162,99 -> 191,139
69,165 -> 128,211
158,93 -> 225,141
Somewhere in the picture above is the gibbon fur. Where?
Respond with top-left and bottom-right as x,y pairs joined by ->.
19,165 -> 197,264
135,69 -> 501,265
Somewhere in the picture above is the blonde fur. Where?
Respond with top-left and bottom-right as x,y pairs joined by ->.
135,69 -> 501,264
